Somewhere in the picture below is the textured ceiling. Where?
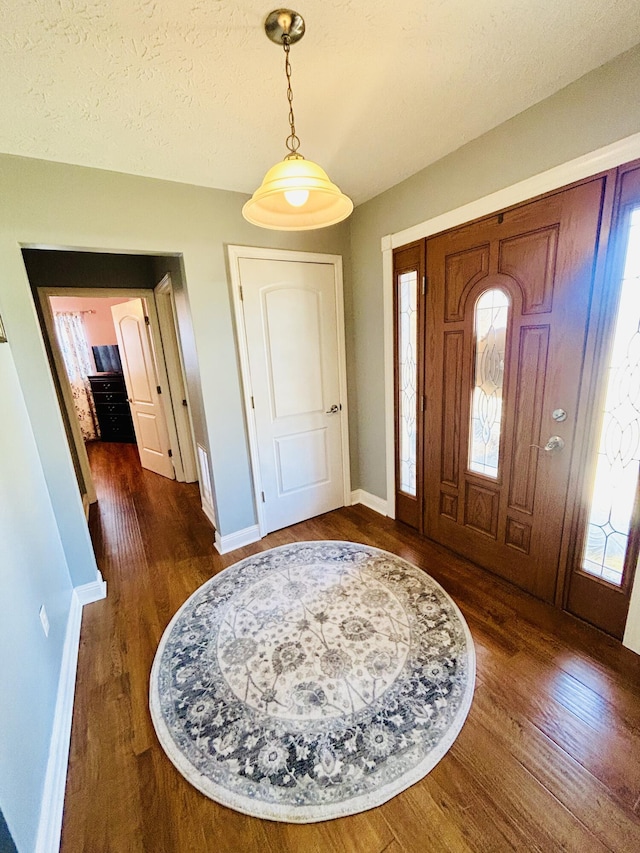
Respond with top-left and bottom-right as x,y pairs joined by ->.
1,1 -> 640,204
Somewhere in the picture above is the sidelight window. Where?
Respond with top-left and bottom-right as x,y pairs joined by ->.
582,207 -> 640,586
398,270 -> 418,496
469,288 -> 509,478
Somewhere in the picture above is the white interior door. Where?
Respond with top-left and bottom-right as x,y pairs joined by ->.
111,299 -> 175,480
239,257 -> 346,533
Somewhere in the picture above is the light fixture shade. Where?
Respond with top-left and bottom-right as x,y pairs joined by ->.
242,157 -> 353,231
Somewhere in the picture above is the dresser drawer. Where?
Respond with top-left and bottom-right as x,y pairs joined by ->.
94,401 -> 130,415
88,373 -> 135,442
88,374 -> 127,393
99,413 -> 135,442
93,390 -> 128,405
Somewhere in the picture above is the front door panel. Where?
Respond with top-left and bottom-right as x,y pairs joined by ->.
424,179 -> 606,602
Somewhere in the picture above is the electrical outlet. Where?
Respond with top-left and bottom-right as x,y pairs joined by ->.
39,604 -> 50,637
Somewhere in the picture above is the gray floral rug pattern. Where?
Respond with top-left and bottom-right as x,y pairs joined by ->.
150,541 -> 475,822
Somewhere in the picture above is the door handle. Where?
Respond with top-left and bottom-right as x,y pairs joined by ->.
530,435 -> 565,452
326,404 -> 340,414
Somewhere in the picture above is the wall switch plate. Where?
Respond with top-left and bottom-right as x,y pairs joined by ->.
39,604 -> 50,637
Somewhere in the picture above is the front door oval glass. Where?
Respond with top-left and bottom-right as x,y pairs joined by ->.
469,288 -> 509,478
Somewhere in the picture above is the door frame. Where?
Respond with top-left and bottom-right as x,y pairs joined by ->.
37,286 -> 195,501
227,245 -> 351,538
154,273 -> 198,482
381,130 -> 640,653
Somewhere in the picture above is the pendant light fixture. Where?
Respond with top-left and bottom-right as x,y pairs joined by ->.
242,9 -> 353,231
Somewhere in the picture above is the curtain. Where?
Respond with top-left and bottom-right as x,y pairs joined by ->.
53,311 -> 101,441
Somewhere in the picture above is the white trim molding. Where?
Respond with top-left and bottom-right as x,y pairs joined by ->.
382,243 -> 396,521
201,499 -> 217,532
383,131 -> 640,252
73,574 -> 107,606
35,592 -> 82,853
154,273 -> 199,484
35,577 -> 107,853
351,489 -> 388,517
214,524 -> 261,555
381,130 -> 640,650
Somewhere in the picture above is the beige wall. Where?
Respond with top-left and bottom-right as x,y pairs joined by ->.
0,155 -> 349,585
0,344 -> 74,851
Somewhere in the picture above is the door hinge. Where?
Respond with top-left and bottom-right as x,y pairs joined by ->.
144,315 -> 150,326
261,491 -> 265,503
157,385 -> 162,394
239,285 -> 244,301
422,275 -> 427,295
182,399 -> 188,407
251,396 -> 255,409
168,449 -> 173,458
420,395 -> 426,412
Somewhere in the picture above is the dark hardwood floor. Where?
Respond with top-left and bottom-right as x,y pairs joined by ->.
61,441 -> 640,852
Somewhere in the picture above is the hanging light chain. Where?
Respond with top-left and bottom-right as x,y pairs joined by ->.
283,34 -> 302,159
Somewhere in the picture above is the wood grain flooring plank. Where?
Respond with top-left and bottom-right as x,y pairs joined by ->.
258,809 -> 394,853
59,443 -> 640,853
477,648 -> 640,812
376,783 -> 474,853
451,713 -> 612,853
379,842 -> 409,853
425,752 -> 536,851
471,683 -> 640,852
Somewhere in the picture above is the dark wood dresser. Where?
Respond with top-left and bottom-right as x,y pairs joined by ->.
88,373 -> 136,443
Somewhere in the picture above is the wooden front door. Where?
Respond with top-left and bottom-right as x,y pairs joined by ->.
423,178 -> 607,602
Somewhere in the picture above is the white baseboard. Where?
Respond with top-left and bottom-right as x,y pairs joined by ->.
74,573 -> 107,606
35,576 -> 107,853
351,489 -> 389,517
201,498 -> 217,532
35,591 -> 82,853
214,524 -> 261,555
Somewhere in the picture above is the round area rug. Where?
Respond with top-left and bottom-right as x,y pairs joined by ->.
149,541 -> 475,822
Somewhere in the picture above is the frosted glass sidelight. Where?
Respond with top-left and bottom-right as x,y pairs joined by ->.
582,207 -> 640,586
469,289 -> 509,478
398,271 -> 418,496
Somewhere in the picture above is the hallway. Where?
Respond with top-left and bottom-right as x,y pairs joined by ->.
61,442 -> 640,852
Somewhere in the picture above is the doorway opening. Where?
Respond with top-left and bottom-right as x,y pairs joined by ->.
21,248 -> 214,528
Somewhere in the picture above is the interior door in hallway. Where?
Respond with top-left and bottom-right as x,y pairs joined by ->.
111,299 -> 175,480
423,178 -> 607,602
238,257 -> 346,534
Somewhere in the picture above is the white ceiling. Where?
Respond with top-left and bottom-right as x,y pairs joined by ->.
2,1 -> 640,205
